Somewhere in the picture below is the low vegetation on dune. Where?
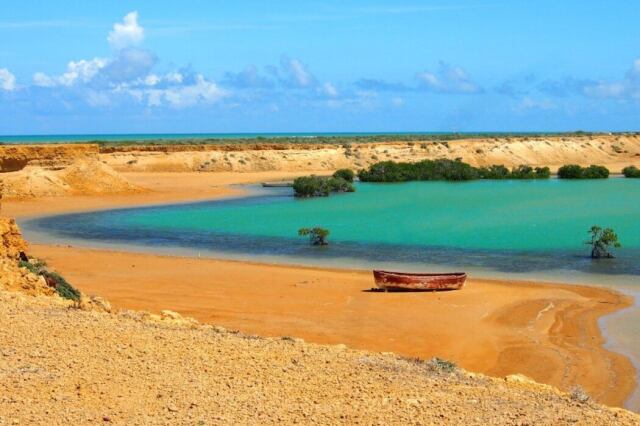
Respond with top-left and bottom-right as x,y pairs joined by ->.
19,258 -> 81,301
65,130 -> 639,147
622,165 -> 640,178
558,164 -> 610,179
357,159 -> 550,182
293,175 -> 355,197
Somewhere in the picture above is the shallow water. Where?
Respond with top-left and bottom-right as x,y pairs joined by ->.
27,179 -> 640,277
23,179 -> 640,410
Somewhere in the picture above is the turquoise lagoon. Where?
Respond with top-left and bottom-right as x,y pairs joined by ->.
23,178 -> 640,410
26,179 -> 640,282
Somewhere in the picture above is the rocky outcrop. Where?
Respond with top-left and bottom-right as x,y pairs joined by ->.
0,217 -> 53,296
0,217 -> 27,259
0,144 -> 98,172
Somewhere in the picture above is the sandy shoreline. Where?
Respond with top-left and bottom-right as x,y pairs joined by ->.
3,170 -> 638,408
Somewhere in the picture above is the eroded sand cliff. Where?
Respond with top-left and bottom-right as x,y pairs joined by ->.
1,134 -> 639,199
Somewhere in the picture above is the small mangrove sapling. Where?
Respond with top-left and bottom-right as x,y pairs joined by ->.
586,225 -> 621,259
298,227 -> 330,246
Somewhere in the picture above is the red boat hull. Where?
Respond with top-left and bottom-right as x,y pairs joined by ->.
373,270 -> 467,291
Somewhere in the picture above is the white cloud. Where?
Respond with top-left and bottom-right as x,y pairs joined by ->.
165,72 -> 183,84
583,82 -> 626,98
130,74 -> 227,108
321,82 -> 338,97
33,57 -> 108,87
279,57 -> 315,87
391,97 -> 404,107
108,11 -> 144,50
417,62 -> 481,94
144,74 -> 160,86
515,97 -> 556,112
582,57 -> 640,100
0,68 -> 16,91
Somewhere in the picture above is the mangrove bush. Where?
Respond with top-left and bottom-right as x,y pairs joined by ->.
298,227 -> 330,245
558,164 -> 609,179
358,160 -> 551,182
585,225 -> 621,259
293,175 -> 355,197
332,168 -> 355,182
622,165 -> 640,178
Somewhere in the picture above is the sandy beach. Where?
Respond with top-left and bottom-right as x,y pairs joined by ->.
3,169 -> 637,408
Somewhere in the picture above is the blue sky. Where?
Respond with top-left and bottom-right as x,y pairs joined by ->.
0,1 -> 639,134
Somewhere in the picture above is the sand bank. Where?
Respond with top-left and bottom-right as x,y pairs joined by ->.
28,243 -> 635,408
3,171 -> 318,218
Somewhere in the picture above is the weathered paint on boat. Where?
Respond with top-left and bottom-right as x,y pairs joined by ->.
373,270 -> 467,291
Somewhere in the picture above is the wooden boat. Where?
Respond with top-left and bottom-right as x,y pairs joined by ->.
373,270 -> 467,291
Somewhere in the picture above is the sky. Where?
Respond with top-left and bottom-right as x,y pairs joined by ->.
0,1 -> 639,135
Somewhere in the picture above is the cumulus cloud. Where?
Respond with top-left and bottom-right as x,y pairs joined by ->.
354,78 -> 410,92
108,11 -> 144,50
277,56 -> 316,88
391,97 -> 404,107
537,77 -> 591,97
101,48 -> 157,83
515,97 -> 556,112
29,12 -> 226,109
33,57 -> 108,87
0,68 -> 16,91
129,73 -> 227,108
321,82 -> 338,97
221,65 -> 274,88
582,58 -> 640,100
416,62 -> 481,94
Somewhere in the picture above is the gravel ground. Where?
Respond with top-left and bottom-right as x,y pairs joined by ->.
0,291 -> 638,425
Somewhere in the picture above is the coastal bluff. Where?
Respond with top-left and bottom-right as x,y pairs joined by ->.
1,134 -> 639,199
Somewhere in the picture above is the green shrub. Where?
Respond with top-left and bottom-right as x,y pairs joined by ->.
478,164 -> 510,179
622,165 -> 640,178
582,165 -> 609,178
332,168 -> 355,182
585,225 -> 620,259
534,166 -> 551,179
558,164 -> 609,179
327,176 -> 355,193
510,165 -> 535,179
18,259 -> 47,275
358,159 -> 479,182
426,357 -> 457,373
557,164 -> 583,178
508,165 -> 551,179
293,175 -> 354,197
19,258 -> 81,302
298,227 -> 330,245
42,271 -> 81,301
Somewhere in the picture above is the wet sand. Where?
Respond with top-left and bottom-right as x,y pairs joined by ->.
4,171 -> 637,407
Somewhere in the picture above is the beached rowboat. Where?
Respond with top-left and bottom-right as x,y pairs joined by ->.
373,270 -> 467,291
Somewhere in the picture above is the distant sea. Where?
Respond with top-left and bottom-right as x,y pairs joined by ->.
0,132 -> 561,144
